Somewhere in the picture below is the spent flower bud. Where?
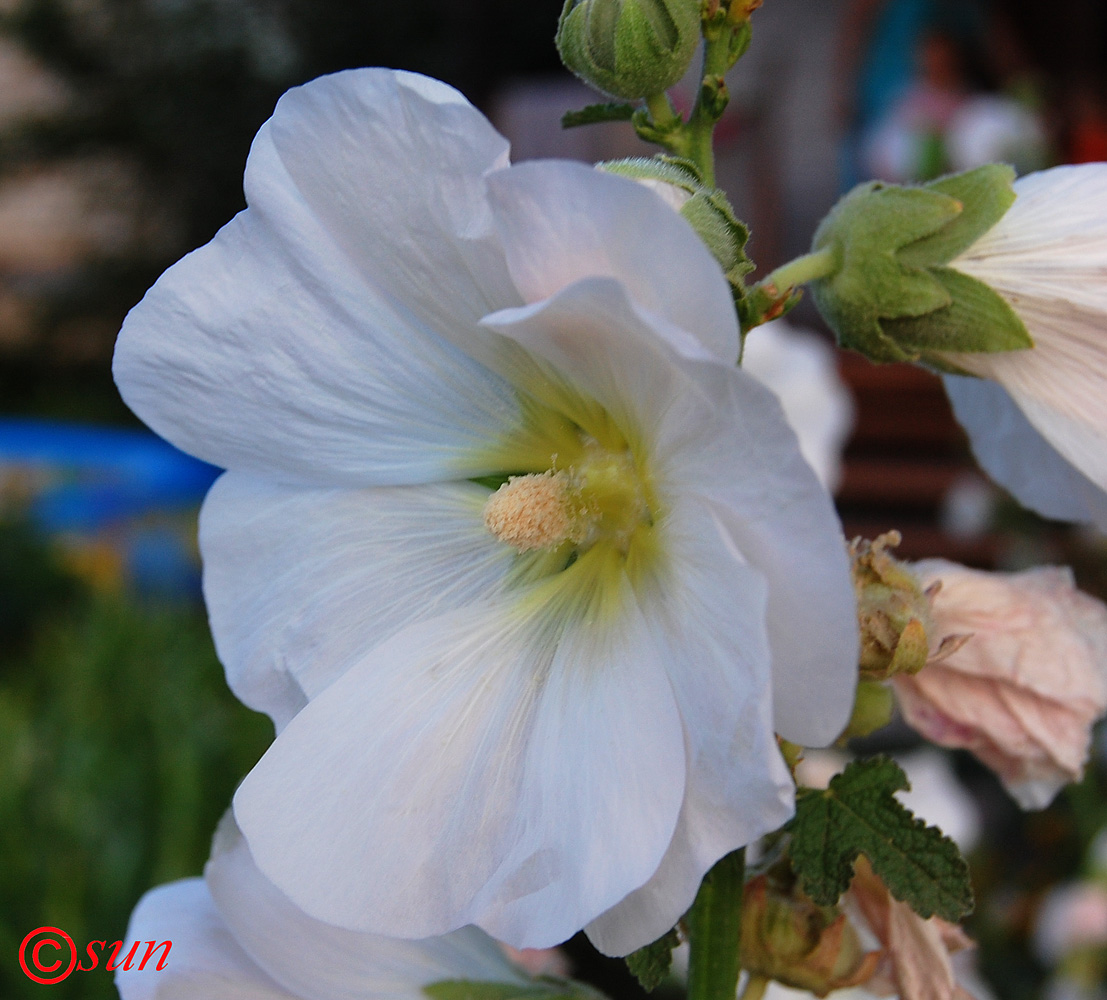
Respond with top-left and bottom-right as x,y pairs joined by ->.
740,874 -> 880,996
556,0 -> 702,100
849,532 -> 934,681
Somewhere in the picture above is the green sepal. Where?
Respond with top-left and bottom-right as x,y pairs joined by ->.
600,155 -> 754,298
810,167 -> 1026,364
898,164 -> 1017,268
561,102 -> 636,128
424,979 -> 607,1000
625,926 -> 681,992
556,0 -> 701,100
882,266 -> 1033,357
789,757 -> 973,922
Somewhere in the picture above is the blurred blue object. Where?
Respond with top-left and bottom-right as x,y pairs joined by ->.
0,418 -> 219,533
0,419 -> 221,596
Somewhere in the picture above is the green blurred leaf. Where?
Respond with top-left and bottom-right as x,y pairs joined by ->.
625,926 -> 681,991
562,102 -> 636,128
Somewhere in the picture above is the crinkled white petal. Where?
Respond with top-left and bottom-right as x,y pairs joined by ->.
200,473 -> 513,727
206,813 -> 529,1000
234,575 -> 686,949
115,69 -> 524,485
741,320 -> 854,491
944,374 -> 1107,530
117,878 -> 298,1000
257,69 -> 521,368
486,161 -> 740,363
482,279 -> 857,747
585,498 -> 794,956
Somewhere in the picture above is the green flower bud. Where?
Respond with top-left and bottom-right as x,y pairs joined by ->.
600,156 -> 754,290
556,0 -> 702,100
810,164 -> 1033,366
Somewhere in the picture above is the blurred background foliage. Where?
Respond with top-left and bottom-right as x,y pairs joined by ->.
0,518 -> 272,1000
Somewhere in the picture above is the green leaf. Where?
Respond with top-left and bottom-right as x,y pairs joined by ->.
625,927 -> 681,991
882,266 -> 1033,355
898,164 -> 1017,268
425,979 -> 606,1000
789,757 -> 973,922
561,103 -> 636,128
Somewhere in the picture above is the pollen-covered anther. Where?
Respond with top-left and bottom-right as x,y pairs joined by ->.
483,472 -> 582,552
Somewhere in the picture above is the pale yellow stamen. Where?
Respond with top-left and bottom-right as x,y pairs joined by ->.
483,472 -> 580,552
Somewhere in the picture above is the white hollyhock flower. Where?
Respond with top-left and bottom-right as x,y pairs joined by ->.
113,68 -> 857,955
935,164 -> 1107,528
117,815 -> 532,1000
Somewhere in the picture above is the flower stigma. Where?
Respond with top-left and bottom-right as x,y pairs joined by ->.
482,439 -> 654,558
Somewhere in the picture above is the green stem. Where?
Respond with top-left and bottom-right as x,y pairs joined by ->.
737,974 -> 770,1000
763,247 -> 839,292
685,30 -> 733,186
645,91 -> 681,130
685,849 -> 746,1000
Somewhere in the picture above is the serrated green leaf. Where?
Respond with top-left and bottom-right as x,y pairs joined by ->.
789,757 -> 973,922
425,979 -> 605,1000
898,164 -> 1017,268
625,927 -> 681,991
882,266 -> 1032,355
561,103 -> 636,128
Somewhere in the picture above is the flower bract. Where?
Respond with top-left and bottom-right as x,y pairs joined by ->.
113,68 -> 857,954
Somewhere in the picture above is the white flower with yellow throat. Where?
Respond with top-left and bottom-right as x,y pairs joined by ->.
112,68 -> 858,956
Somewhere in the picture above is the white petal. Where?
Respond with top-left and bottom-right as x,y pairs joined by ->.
943,374 -> 1107,530
741,320 -> 854,491
483,279 -> 857,746
117,879 -> 297,1000
206,813 -> 529,1000
486,161 -> 740,362
200,473 -> 513,725
234,569 -> 686,948
585,498 -> 794,956
115,70 -> 523,485
944,296 -> 1107,495
255,69 -> 521,365
953,163 -> 1107,313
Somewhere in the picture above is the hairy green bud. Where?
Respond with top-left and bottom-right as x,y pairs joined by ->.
556,0 -> 702,100
810,164 -> 1032,366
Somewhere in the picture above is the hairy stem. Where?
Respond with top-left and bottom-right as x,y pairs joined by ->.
685,849 -> 746,1000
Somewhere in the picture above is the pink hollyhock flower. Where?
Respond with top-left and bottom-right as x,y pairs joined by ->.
893,559 -> 1107,809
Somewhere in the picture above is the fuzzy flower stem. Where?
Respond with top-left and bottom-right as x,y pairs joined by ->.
763,247 -> 839,295
684,30 -> 734,187
646,91 -> 681,131
685,848 -> 746,1000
